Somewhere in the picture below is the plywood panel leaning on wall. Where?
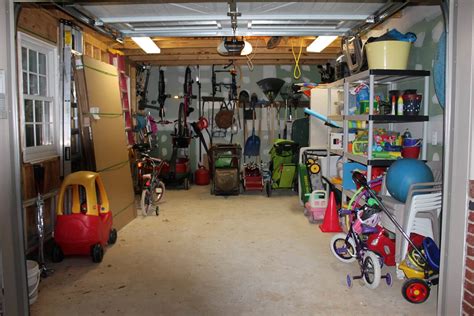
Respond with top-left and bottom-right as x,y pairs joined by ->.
81,56 -> 136,229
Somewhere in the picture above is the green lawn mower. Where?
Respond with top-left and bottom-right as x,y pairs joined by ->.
265,139 -> 299,197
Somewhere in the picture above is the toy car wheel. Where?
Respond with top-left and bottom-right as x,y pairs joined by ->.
330,233 -> 356,263
265,181 -> 272,197
402,278 -> 430,304
362,251 -> 382,289
51,243 -> 64,263
310,163 -> 320,174
91,244 -> 104,263
108,229 -> 117,245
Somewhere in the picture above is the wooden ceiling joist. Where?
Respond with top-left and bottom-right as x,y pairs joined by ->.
141,59 -> 332,66
122,36 -> 341,65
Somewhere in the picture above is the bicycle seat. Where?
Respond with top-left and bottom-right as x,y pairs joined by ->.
133,143 -> 150,152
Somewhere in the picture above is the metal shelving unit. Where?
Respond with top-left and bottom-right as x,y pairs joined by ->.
343,69 -> 430,181
316,69 -> 431,205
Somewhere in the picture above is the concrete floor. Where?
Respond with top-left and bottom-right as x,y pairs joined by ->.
31,185 -> 437,316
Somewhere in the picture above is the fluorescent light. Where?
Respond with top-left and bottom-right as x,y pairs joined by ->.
131,37 -> 160,54
241,41 -> 253,56
307,36 -> 337,53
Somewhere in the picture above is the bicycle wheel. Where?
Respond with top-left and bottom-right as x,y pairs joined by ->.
140,189 -> 153,216
330,233 -> 357,263
131,162 -> 142,194
184,66 -> 192,96
159,69 -> 165,100
177,102 -> 186,137
363,251 -> 382,289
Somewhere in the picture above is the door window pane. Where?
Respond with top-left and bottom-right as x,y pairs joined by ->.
34,100 -> 43,123
39,75 -> 46,96
22,47 -> 27,71
29,74 -> 38,95
25,124 -> 34,147
35,125 -> 43,146
24,100 -> 33,122
38,53 -> 46,75
28,49 -> 37,73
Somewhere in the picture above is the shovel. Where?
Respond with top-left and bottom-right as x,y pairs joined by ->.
244,93 -> 260,156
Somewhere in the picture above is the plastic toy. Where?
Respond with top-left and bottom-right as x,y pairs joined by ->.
304,190 -> 328,223
330,200 -> 392,289
399,237 -> 440,303
52,171 -> 117,263
344,171 -> 440,302
386,159 -> 434,202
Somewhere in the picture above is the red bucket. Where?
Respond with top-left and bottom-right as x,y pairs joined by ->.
401,146 -> 421,159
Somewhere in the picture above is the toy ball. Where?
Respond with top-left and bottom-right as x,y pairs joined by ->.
386,159 -> 434,202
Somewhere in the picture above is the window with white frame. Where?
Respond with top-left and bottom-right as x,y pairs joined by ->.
18,32 -> 58,163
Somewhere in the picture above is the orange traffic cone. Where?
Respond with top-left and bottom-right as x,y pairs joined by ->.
319,191 -> 342,233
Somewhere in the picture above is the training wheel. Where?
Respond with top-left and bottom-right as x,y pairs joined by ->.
346,274 -> 353,288
385,273 -> 393,287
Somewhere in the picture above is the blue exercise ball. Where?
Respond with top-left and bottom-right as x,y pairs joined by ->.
386,159 -> 434,202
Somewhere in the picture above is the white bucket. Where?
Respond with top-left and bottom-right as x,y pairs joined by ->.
27,260 -> 40,305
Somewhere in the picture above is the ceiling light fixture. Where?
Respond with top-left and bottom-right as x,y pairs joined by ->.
131,37 -> 161,54
307,36 -> 338,53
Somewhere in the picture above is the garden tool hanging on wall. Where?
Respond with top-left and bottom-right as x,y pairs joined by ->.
244,93 -> 261,157
257,78 -> 285,144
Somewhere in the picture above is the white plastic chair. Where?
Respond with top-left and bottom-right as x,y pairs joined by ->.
399,190 -> 442,261
380,182 -> 442,264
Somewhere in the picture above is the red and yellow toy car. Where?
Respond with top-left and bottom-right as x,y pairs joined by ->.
52,171 -> 117,263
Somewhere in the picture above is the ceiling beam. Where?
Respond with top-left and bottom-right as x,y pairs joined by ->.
120,36 -> 341,49
129,52 -> 336,61
142,59 -> 333,66
122,46 -> 341,56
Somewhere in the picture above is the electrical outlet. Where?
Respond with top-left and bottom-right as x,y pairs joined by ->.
431,131 -> 438,146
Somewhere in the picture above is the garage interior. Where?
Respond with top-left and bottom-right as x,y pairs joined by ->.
1,0 -> 474,315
